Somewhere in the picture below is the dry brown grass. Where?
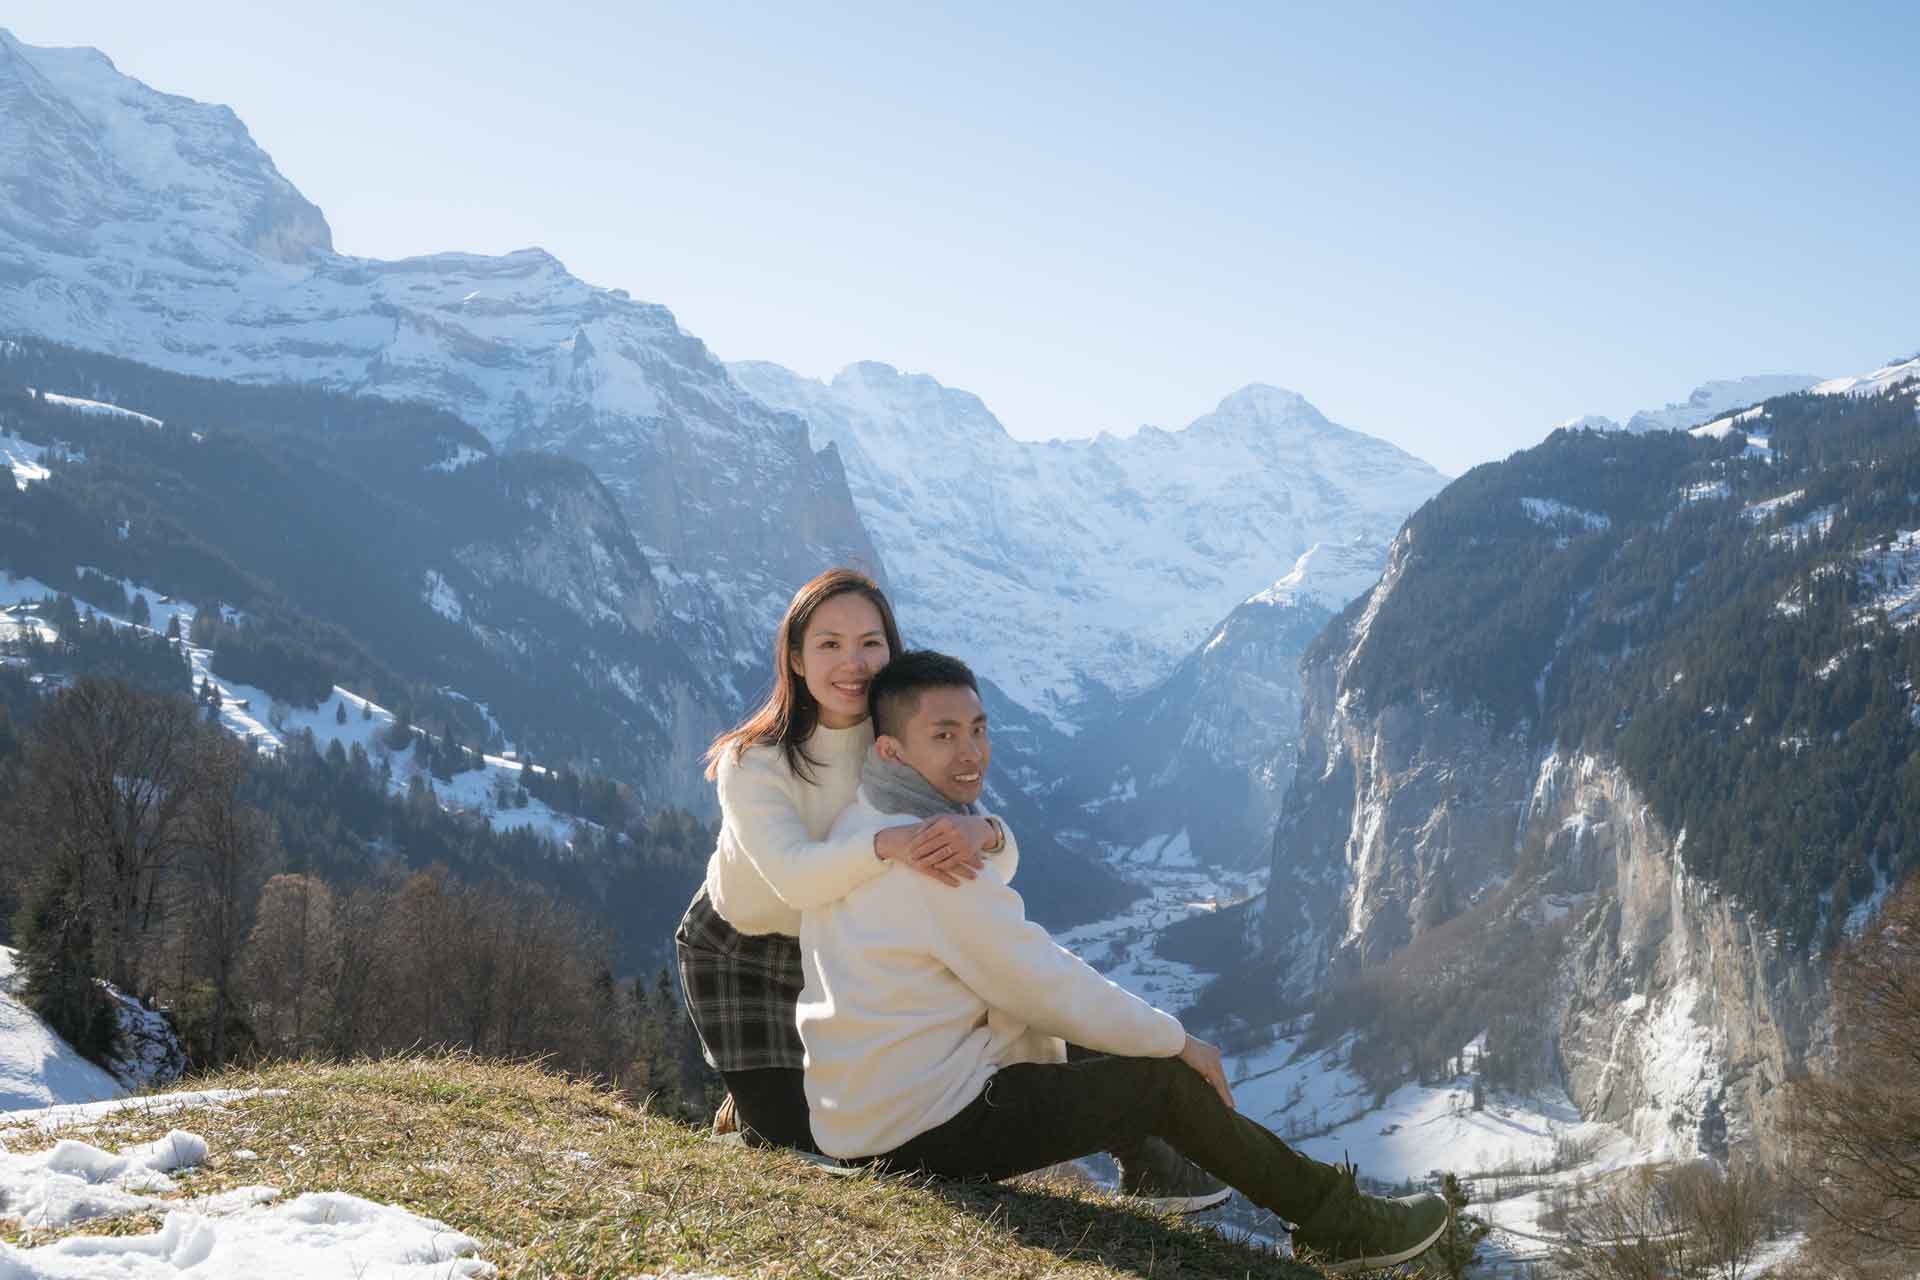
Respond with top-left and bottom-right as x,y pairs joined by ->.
1,1052 -> 1335,1278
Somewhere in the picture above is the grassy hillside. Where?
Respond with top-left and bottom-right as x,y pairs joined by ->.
1,1055 -> 1338,1278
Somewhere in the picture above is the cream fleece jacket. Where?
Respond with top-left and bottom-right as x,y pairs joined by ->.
703,721 -> 889,937
798,791 -> 1186,1159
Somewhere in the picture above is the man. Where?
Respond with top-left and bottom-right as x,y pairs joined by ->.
797,650 -> 1451,1274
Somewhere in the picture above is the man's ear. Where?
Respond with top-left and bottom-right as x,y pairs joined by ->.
875,733 -> 904,762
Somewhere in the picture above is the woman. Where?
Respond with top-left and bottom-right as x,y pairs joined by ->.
674,567 -> 1006,1151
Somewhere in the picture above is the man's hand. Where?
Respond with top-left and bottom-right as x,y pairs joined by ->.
912,814 -> 998,868
873,819 -> 985,886
1178,1034 -> 1234,1110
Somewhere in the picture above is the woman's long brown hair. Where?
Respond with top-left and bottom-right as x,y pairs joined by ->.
704,567 -> 903,783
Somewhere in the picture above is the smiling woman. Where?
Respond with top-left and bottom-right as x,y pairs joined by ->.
671,568 -> 1005,1152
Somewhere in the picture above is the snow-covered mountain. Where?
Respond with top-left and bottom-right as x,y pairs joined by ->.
0,30 -> 875,649
730,360 -> 1446,725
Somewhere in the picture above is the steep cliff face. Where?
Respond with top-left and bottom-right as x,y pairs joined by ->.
1260,534 -> 1538,999
1530,752 -> 1829,1160
1265,618 -> 1829,1156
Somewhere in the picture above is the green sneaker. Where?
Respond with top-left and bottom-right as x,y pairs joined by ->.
1116,1137 -> 1232,1214
1291,1162 -> 1451,1275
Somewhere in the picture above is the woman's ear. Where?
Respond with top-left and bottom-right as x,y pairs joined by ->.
875,734 -> 903,761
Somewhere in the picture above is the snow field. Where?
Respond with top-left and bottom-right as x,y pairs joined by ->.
2,430 -> 53,491
0,949 -> 123,1114
1518,497 -> 1611,533
1052,842 -> 1264,1013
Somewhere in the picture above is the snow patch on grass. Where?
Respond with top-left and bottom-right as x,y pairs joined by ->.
0,1128 -> 493,1276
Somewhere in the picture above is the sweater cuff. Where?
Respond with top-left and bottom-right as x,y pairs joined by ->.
1147,1008 -> 1187,1057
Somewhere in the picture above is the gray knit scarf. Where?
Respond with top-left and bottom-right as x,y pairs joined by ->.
860,745 -> 980,819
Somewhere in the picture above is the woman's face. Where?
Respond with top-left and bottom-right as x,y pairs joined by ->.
792,592 -> 890,729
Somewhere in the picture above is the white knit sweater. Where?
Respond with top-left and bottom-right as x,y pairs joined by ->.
703,721 -> 888,937
798,791 -> 1186,1159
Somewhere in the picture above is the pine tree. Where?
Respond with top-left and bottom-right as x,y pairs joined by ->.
129,593 -> 151,628
335,700 -> 348,725
1431,1173 -> 1488,1277
15,859 -> 115,1062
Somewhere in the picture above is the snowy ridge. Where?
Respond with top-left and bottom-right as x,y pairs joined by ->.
1242,538 -> 1389,616
35,392 -> 162,430
1811,354 -> 1920,398
731,360 -> 1444,722
1621,374 -> 1822,434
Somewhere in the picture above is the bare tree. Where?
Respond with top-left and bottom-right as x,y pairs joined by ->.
1554,1159 -> 1784,1280
1667,1159 -> 1783,1280
179,736 -> 276,1065
1789,874 -> 1920,1272
376,868 -> 463,1048
322,882 -> 388,1057
1552,1166 -> 1692,1280
241,873 -> 338,1055
14,678 -> 225,996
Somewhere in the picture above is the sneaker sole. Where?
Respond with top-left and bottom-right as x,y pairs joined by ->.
1131,1186 -> 1234,1215
1314,1213 -> 1450,1275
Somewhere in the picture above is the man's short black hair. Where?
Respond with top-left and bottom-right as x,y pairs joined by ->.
868,650 -> 980,739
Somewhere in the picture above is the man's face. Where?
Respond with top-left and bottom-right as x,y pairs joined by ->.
877,684 -> 990,805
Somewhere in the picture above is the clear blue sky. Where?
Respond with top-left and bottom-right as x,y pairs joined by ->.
10,2 -> 1918,473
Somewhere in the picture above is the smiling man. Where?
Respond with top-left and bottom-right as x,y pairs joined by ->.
796,650 -> 1450,1271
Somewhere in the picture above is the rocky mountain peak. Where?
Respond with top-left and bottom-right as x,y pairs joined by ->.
0,28 -> 332,264
1208,382 -> 1323,426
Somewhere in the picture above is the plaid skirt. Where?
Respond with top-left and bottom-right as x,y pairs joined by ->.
674,885 -> 807,1073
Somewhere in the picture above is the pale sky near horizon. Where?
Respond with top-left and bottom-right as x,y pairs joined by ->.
8,2 -> 1917,475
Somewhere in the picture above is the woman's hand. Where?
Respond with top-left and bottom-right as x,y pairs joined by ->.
873,817 -> 990,886
1178,1034 -> 1235,1109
